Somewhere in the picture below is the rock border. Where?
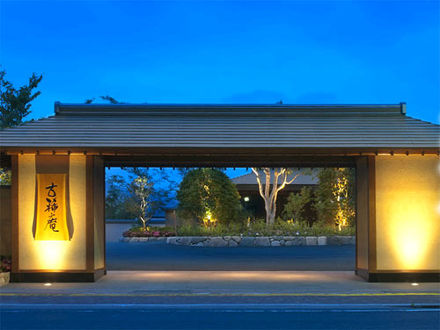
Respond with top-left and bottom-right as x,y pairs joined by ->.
0,272 -> 10,286
121,235 -> 355,247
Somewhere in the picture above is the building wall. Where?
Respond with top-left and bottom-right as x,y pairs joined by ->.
17,154 -> 87,271
0,186 -> 11,256
375,155 -> 440,271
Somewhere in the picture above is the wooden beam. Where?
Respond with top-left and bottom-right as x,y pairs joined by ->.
85,156 -> 94,272
11,155 -> 18,273
368,156 -> 377,272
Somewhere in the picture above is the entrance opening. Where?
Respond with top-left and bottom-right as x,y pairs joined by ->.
104,166 -> 356,271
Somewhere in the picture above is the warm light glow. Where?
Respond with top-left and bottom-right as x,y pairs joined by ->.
44,283 -> 52,286
411,283 -> 419,286
244,196 -> 250,202
34,241 -> 71,270
202,209 -> 217,227
375,155 -> 440,271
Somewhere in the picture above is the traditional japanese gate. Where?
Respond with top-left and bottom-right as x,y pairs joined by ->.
0,103 -> 438,282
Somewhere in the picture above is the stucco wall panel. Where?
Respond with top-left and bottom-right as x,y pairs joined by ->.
375,155 -> 440,271
17,154 -> 86,271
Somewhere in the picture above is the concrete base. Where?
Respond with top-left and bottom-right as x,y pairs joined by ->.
356,269 -> 440,282
11,269 -> 105,283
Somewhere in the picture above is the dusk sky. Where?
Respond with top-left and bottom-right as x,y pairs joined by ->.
1,0 -> 439,124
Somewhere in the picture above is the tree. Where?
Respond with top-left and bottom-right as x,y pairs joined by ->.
105,175 -> 135,219
0,70 -> 43,128
282,186 -> 313,225
177,168 -> 244,226
0,168 -> 11,186
251,168 -> 300,226
314,168 -> 355,229
85,95 -> 120,104
125,168 -> 159,230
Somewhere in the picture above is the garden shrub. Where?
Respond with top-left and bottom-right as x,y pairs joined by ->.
282,186 -> 313,225
176,168 -> 245,226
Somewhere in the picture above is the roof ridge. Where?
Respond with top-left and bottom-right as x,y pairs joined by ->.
54,103 -> 404,117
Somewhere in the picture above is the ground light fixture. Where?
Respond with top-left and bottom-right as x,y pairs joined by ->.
44,283 -> 52,287
244,196 -> 250,202
411,283 -> 419,286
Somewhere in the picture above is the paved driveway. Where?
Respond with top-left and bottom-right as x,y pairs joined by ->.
106,241 -> 355,271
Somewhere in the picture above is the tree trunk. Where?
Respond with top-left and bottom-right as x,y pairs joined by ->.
252,167 -> 300,226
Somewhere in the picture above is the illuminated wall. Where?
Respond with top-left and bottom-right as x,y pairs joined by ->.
375,155 -> 440,270
18,154 -> 87,271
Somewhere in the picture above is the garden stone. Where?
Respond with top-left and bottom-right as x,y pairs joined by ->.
271,240 -> 281,247
231,236 -> 241,243
326,236 -> 340,245
192,242 -> 204,247
240,237 -> 255,247
0,272 -> 10,287
255,237 -> 270,247
190,237 -> 207,244
228,239 -> 239,247
284,237 -> 305,246
317,236 -> 327,245
177,236 -> 192,245
306,236 -> 317,246
166,237 -> 177,244
339,236 -> 354,245
206,237 -> 228,247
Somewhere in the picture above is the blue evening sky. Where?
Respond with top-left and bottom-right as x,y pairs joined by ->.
0,0 -> 438,124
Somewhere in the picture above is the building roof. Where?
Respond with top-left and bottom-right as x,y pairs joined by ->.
1,103 -> 439,153
231,169 -> 317,186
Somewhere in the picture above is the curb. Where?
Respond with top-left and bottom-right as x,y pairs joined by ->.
121,235 -> 355,247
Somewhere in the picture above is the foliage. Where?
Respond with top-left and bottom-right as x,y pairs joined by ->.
105,175 -> 136,219
0,168 -> 11,186
282,186 -> 313,224
0,70 -> 42,128
1,256 -> 11,272
123,226 -> 176,237
170,219 -> 355,237
105,168 -> 175,227
176,222 -> 245,237
177,168 -> 245,226
85,95 -> 120,104
127,169 -> 155,229
246,218 -> 355,237
314,168 -> 355,229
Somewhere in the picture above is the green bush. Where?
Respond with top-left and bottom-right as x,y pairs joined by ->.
126,220 -> 355,237
177,168 -> 245,226
282,186 -> 313,224
314,168 -> 356,228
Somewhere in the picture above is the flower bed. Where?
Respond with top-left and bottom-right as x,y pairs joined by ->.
122,227 -> 176,238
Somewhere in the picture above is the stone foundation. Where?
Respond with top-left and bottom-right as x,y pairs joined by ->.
121,235 -> 355,247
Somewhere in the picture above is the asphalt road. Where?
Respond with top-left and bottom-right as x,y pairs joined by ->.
2,304 -> 439,330
106,241 -> 355,271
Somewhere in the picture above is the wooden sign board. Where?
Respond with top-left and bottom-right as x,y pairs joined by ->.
35,173 -> 70,241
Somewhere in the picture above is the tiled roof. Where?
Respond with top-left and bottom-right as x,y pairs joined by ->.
1,103 -> 438,151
